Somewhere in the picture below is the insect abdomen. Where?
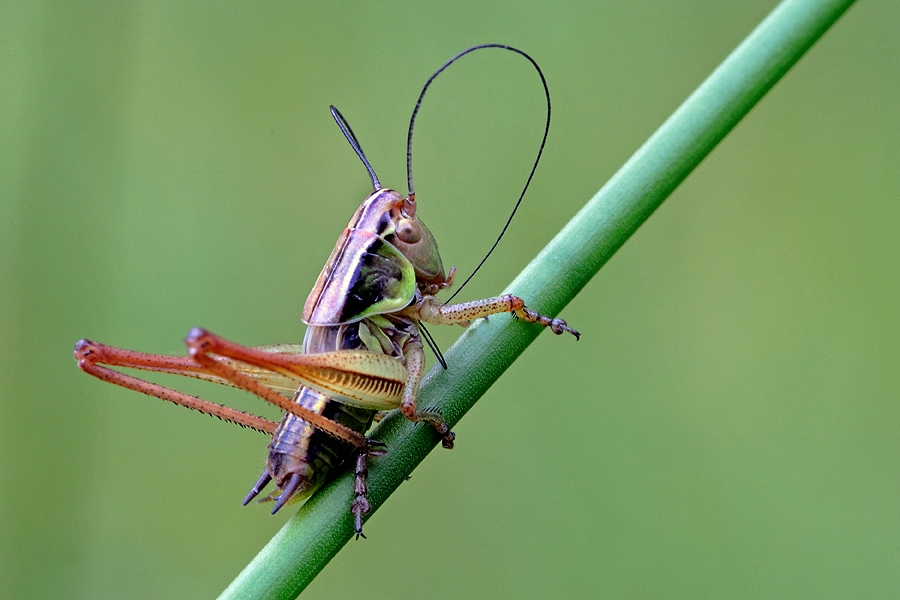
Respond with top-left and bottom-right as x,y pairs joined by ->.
262,321 -> 380,508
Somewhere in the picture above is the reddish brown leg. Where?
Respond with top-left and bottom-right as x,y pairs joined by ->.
77,329 -> 385,532
76,331 -> 374,448
183,328 -> 368,450
74,339 -> 278,434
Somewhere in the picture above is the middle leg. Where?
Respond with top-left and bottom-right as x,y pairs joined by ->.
398,340 -> 455,449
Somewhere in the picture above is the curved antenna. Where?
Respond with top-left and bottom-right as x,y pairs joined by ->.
405,44 -> 551,302
330,105 -> 381,191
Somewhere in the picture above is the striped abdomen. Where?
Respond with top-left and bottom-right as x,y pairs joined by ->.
263,316 -> 410,507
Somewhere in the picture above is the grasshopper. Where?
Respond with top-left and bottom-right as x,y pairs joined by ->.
74,44 -> 578,537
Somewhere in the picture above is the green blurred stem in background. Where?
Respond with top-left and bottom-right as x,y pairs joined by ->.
220,0 -> 856,597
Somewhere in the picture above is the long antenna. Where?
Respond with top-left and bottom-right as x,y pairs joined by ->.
405,44 -> 551,302
417,322 -> 447,369
330,105 -> 381,191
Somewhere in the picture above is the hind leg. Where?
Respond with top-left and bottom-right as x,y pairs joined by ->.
351,441 -> 387,538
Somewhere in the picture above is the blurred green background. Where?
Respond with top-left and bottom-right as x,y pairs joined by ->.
2,1 -> 898,598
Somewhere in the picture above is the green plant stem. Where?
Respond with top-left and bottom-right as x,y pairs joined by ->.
219,0 -> 856,597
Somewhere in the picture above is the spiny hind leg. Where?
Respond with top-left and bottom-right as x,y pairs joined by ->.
184,328 -> 369,449
73,339 -> 279,434
405,294 -> 580,339
399,342 -> 455,449
185,328 -> 393,520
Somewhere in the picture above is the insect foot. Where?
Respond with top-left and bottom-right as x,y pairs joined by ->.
428,412 -> 456,449
400,403 -> 455,449
513,306 -> 581,340
441,429 -> 456,450
352,440 -> 387,539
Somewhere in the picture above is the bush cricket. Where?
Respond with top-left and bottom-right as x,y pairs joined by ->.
75,44 -> 578,538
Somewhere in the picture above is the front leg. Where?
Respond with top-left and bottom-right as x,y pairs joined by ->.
399,341 -> 455,449
402,294 -> 580,339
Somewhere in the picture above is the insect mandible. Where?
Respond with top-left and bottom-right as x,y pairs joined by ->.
74,44 -> 579,538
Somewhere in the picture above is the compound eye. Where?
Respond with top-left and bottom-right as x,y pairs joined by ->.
396,218 -> 422,244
